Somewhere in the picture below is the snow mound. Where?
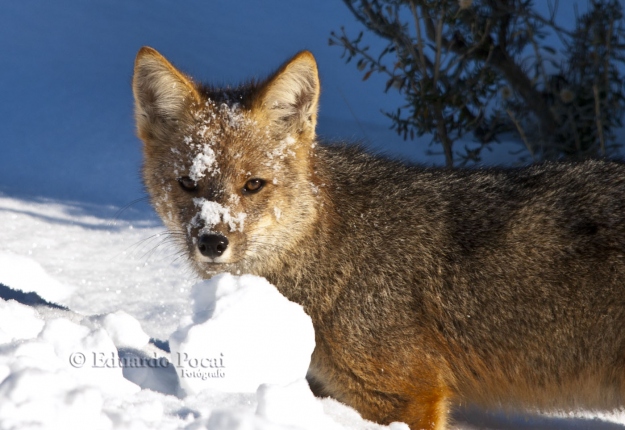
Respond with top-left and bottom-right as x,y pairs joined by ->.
0,300 -> 139,430
0,299 -> 45,343
0,251 -> 74,303
256,379 -> 342,430
170,273 -> 315,395
94,310 -> 150,349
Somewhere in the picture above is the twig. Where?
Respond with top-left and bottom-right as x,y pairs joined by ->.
593,84 -> 605,156
433,9 -> 444,87
507,108 -> 535,161
338,87 -> 370,141
567,108 -> 582,154
524,17 -> 549,93
410,2 -> 428,75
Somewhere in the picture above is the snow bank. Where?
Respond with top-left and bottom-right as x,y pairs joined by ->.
0,251 -> 74,303
94,310 -> 151,349
256,379 -> 343,430
170,273 -> 315,395
0,300 -> 139,430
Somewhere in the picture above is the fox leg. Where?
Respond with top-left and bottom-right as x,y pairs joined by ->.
350,382 -> 451,430
395,386 -> 451,430
383,359 -> 453,429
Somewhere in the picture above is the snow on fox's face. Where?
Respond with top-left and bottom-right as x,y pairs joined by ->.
191,197 -> 246,234
134,48 -> 323,278
142,98 -> 316,277
183,101 -> 249,237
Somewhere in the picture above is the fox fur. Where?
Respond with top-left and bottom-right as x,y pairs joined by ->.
132,46 -> 625,429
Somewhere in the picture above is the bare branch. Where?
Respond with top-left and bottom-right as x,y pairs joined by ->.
594,83 -> 605,156
507,108 -> 535,161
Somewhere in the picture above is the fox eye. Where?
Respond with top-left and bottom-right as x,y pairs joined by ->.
243,178 -> 265,194
178,176 -> 198,191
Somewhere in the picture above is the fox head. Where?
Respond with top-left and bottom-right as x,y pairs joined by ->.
132,47 -> 323,278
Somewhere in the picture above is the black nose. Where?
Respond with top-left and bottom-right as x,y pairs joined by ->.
197,234 -> 229,258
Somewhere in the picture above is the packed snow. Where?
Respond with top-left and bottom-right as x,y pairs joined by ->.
170,273 -> 315,395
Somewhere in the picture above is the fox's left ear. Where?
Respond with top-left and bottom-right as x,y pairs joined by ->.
255,51 -> 320,137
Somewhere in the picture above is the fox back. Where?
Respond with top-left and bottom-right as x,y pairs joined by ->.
133,47 -> 625,430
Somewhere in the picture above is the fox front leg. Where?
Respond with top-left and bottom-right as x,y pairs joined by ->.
351,383 -> 451,430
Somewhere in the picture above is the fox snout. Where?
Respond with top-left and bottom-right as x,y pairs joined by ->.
197,233 -> 229,259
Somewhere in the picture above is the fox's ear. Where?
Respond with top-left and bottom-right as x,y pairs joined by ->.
255,51 -> 320,137
132,47 -> 200,140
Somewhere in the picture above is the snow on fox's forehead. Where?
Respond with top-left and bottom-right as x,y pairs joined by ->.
183,100 -> 255,181
183,99 -> 301,178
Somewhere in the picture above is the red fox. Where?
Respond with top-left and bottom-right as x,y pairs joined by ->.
133,47 -> 625,429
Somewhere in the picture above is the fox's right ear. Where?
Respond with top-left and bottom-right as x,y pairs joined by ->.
132,47 -> 200,141
255,51 -> 320,139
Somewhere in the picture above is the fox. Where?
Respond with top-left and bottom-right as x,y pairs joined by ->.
132,46 -> 625,429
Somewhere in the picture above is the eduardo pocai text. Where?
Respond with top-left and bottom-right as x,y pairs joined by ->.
69,351 -> 226,380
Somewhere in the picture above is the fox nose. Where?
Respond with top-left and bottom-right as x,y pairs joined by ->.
198,234 -> 229,259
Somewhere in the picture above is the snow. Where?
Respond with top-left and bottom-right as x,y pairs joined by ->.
0,299 -> 44,343
0,303 -> 139,430
255,379 -> 356,430
189,145 -> 218,182
193,198 -> 247,233
0,196 -> 194,340
0,252 -> 75,304
96,311 -> 151,350
170,273 -> 315,395
187,101 -> 254,183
